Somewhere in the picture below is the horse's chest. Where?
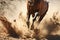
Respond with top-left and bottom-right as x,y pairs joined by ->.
33,3 -> 44,12
38,3 -> 47,13
30,5 -> 38,12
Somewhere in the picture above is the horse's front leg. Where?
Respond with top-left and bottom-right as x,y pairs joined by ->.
38,12 -> 46,23
27,12 -> 30,28
33,12 -> 39,23
31,13 -> 38,30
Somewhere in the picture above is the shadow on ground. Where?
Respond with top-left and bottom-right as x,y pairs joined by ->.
46,35 -> 60,40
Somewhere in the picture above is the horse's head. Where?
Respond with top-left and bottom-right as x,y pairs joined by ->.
28,0 -> 42,6
28,0 -> 35,6
28,0 -> 35,3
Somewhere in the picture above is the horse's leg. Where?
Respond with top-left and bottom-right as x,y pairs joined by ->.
31,13 -> 39,30
27,12 -> 31,28
38,12 -> 46,23
33,12 -> 39,22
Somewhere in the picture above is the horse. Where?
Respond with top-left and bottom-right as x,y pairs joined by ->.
27,0 -> 49,30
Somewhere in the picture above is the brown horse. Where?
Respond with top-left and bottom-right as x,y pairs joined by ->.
27,0 -> 49,30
